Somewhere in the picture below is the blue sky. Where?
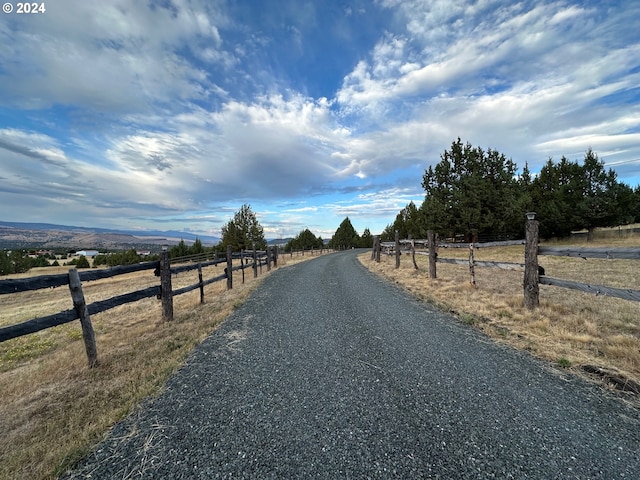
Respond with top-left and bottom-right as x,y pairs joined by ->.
1,0 -> 639,240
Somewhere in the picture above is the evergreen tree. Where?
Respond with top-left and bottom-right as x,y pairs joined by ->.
9,250 -> 31,273
285,228 -> 324,251
421,138 -> 520,240
530,151 -> 633,239
171,240 -> 190,258
75,255 -> 90,269
31,255 -> 50,268
221,204 -> 266,251
0,251 -> 11,275
360,228 -> 374,248
380,224 -> 395,242
190,238 -> 204,255
329,217 -> 360,249
575,149 -> 630,240
388,202 -> 424,240
633,186 -> 640,223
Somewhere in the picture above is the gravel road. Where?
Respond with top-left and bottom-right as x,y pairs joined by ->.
62,250 -> 640,479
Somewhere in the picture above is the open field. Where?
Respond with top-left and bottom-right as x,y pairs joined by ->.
0,251 -> 323,480
359,235 -> 640,402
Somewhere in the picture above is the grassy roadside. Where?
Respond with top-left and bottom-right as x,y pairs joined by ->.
0,252 -> 324,480
358,237 -> 640,402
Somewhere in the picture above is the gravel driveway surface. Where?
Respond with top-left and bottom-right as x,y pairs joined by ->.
62,250 -> 640,479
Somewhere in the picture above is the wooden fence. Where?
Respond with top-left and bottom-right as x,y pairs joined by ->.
287,247 -> 329,257
0,246 -> 277,367
373,214 -> 640,310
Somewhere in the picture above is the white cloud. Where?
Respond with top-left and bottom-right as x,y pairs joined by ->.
0,0 -> 231,111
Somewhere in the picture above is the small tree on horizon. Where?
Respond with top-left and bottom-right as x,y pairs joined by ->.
221,204 -> 267,251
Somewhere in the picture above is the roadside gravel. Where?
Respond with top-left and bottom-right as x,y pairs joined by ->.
62,250 -> 640,479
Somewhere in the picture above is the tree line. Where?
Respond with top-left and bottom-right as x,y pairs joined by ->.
383,138 -> 640,242
0,250 -> 53,275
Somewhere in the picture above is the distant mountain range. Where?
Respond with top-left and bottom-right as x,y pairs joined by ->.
0,221 -> 221,250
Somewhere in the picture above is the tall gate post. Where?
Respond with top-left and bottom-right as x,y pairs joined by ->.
395,230 -> 400,269
524,212 -> 540,309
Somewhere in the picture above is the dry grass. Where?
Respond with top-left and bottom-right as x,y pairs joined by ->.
0,251 -> 322,480
360,235 -> 640,398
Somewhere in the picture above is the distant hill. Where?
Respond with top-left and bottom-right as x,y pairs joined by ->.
267,238 -> 293,246
0,221 -> 220,250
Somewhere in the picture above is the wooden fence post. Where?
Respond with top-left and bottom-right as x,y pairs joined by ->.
428,230 -> 437,279
197,264 -> 204,303
253,246 -> 258,278
160,250 -> 174,321
274,246 -> 278,268
241,251 -> 245,284
411,239 -> 418,270
68,269 -> 99,368
371,235 -> 377,260
226,245 -> 233,290
375,236 -> 381,263
524,212 -> 540,309
395,230 -> 400,269
469,243 -> 476,287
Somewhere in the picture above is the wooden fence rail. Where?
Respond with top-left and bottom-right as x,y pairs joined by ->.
538,277 -> 640,302
0,261 -> 158,294
372,214 -> 640,309
0,247 -> 277,367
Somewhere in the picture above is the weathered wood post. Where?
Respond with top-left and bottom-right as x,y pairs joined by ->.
253,246 -> 258,278
160,249 -> 174,321
226,245 -> 233,290
375,235 -> 381,263
197,263 -> 205,303
411,239 -> 418,270
68,269 -> 98,368
274,246 -> 278,268
241,251 -> 245,284
266,246 -> 271,272
524,212 -> 540,309
469,243 -> 476,287
371,235 -> 377,260
428,230 -> 437,279
395,230 -> 400,269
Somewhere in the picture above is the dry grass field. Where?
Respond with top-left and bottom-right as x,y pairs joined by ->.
0,251 -> 322,480
359,235 -> 640,403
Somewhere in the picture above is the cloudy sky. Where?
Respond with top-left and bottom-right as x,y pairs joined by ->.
1,0 -> 639,240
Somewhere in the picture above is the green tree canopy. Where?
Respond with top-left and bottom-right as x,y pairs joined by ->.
421,138 -> 521,241
221,204 -> 267,251
530,150 -> 634,239
382,201 -> 425,241
329,217 -> 360,249
359,227 -> 374,248
285,228 -> 324,252
75,255 -> 90,269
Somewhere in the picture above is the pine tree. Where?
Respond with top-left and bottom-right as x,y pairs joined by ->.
221,204 -> 266,251
329,217 -> 360,249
